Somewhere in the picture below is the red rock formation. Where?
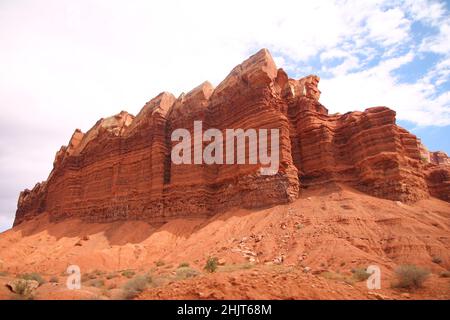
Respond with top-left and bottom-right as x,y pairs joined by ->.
430,151 -> 450,166
14,49 -> 450,226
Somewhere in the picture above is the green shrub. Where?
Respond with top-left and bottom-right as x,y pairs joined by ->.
176,267 -> 200,280
178,262 -> 190,268
19,273 -> 45,286
122,275 -> 150,299
121,270 -> 136,279
204,257 -> 218,273
352,268 -> 371,281
394,265 -> 429,289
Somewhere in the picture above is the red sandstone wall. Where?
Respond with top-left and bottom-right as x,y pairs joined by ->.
14,49 -> 450,226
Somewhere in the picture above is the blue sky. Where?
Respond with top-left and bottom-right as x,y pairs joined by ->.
0,0 -> 449,231
269,3 -> 450,155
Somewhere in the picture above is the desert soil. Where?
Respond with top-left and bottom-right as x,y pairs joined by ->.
0,185 -> 449,300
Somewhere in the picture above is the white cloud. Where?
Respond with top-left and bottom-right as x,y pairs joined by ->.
365,7 -> 411,46
320,51 -> 450,126
421,22 -> 450,54
404,0 -> 446,26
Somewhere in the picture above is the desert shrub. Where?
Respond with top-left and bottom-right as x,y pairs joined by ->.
439,271 -> 450,278
352,268 -> 371,281
121,270 -> 135,279
81,272 -> 97,282
155,260 -> 165,267
178,262 -> 190,268
394,265 -> 429,289
432,256 -> 442,264
8,279 -> 36,300
321,271 -> 345,281
217,263 -> 253,273
176,267 -> 200,280
14,280 -> 28,295
19,273 -> 45,286
92,269 -> 105,276
122,275 -> 150,299
204,257 -> 218,273
0,271 -> 8,277
88,279 -> 105,288
49,276 -> 59,283
106,273 -> 118,280
320,271 -> 355,285
150,275 -> 171,288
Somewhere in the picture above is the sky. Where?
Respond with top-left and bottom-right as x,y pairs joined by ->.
0,0 -> 449,232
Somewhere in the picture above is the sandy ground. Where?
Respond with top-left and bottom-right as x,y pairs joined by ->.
0,185 -> 449,300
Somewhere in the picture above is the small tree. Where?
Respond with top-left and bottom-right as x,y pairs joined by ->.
204,257 -> 218,273
122,275 -> 150,299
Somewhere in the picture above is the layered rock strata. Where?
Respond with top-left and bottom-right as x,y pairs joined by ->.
14,49 -> 450,225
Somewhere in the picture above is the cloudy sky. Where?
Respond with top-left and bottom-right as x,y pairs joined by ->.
0,0 -> 449,232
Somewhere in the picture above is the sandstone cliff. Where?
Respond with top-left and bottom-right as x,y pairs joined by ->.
14,49 -> 450,225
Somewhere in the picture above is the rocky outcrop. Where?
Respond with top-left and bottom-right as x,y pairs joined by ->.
13,49 -> 450,226
430,151 -> 450,166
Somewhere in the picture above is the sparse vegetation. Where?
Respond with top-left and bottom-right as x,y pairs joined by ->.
176,267 -> 200,280
178,262 -> 190,268
320,271 -> 355,285
49,276 -> 59,283
155,260 -> 165,267
0,271 -> 8,276
92,269 -> 105,276
19,273 -> 45,286
8,279 -> 36,299
106,272 -> 118,280
295,223 -> 304,230
352,268 -> 371,281
393,265 -> 429,289
122,275 -> 150,299
121,270 -> 136,278
13,280 -> 28,295
81,272 -> 98,282
432,256 -> 442,264
204,257 -> 219,273
420,156 -> 429,164
218,263 -> 254,273
88,279 -> 105,288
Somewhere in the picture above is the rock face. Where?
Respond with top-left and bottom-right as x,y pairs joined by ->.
14,49 -> 450,226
